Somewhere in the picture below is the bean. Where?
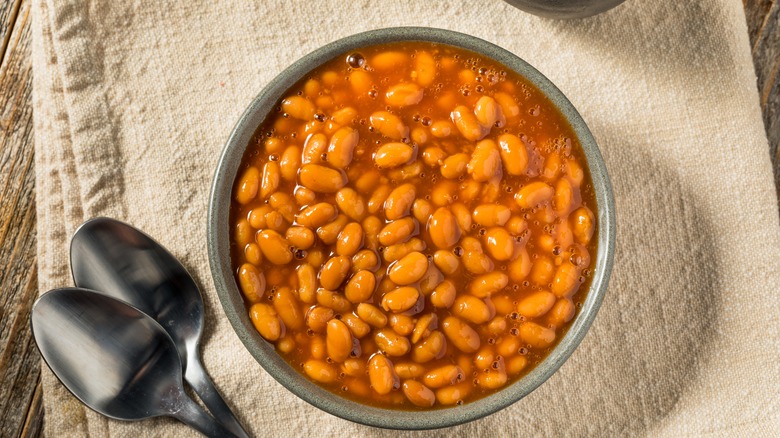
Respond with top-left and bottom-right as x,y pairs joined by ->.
384,183 -> 416,220
306,306 -> 335,333
428,208 -> 461,249
281,96 -> 315,120
472,204 -> 511,227
345,270 -> 377,303
388,251 -> 428,285
374,328 -> 411,356
286,226 -> 315,250
488,316 -> 508,336
294,186 -> 316,205
349,69 -> 373,94
467,139 -> 502,182
357,303 -> 388,328
327,126 -> 359,168
453,295 -> 493,324
326,319 -> 354,363
451,105 -> 486,141
257,162 -> 280,200
412,127 -> 429,145
517,290 -> 556,318
278,146 -> 301,182
371,51 -> 408,70
263,210 -> 285,233
296,263 -> 317,304
235,219 -> 253,248
494,92 -> 520,119
429,120 -> 453,138
319,255 -> 351,290
440,153 -> 469,179
506,356 -> 528,376
382,238 -> 426,263
395,362 -> 426,379
244,242 -> 263,265
435,381 -> 473,405
331,106 -> 357,125
402,380 -> 436,407
553,177 -> 577,216
413,50 -> 436,86
485,227 -> 515,261
336,222 -> 364,257
277,334 -> 295,354
497,134 -> 529,176
342,313 -> 372,339
422,146 -> 446,166
362,215 -> 383,249
467,272 -> 508,299
336,188 -> 367,221
249,303 -> 282,341
368,184 -> 392,214
506,216 -> 527,235
299,164 -> 347,193
274,287 -> 304,331
508,247 -> 532,282
381,286 -> 421,313
515,182 -> 554,209
315,288 -> 352,313
303,359 -> 338,383
370,111 -> 409,140
477,369 -> 508,390
352,249 -> 380,272
374,142 -> 414,168
430,280 -> 457,308
296,202 -> 336,228
341,357 -> 366,377
530,255 -> 555,285
441,316 -> 480,353
411,313 -> 438,344
462,250 -> 494,275
571,206 -> 595,244
368,354 -> 398,395
418,264 -> 444,295
433,250 -> 459,275
449,203 -> 472,233
556,221 -> 575,250
411,330 -> 447,363
378,217 -> 417,246
235,166 -> 260,204
310,335 -> 327,360
302,133 -> 328,165
551,263 -> 582,298
429,180 -> 457,208
566,158 -> 585,186
547,298 -> 576,327
412,199 -> 433,225
256,230 -> 293,265
316,214 -> 349,245
388,314 -> 415,337
542,153 -> 562,180
343,376 -> 371,398
519,322 -> 556,348
385,83 -> 424,106
474,96 -> 502,129
424,365 -> 464,389
238,263 -> 266,303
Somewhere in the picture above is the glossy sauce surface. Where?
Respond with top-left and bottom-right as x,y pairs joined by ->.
230,41 -> 597,409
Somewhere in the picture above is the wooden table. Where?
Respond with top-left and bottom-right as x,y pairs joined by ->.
0,1 -> 776,435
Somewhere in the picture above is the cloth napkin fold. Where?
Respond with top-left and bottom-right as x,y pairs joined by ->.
32,0 -> 780,436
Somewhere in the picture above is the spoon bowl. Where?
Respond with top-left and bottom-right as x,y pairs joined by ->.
31,288 -> 232,437
69,218 -> 249,438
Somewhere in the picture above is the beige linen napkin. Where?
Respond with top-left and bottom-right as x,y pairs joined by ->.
32,0 -> 780,436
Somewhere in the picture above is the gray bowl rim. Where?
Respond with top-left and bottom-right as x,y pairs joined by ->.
208,26 -> 616,430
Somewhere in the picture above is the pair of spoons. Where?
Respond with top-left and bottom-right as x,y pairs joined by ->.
31,218 -> 250,437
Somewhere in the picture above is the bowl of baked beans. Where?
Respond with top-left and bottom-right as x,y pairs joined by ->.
208,27 -> 615,429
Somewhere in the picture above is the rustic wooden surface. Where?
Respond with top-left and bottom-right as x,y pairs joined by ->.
0,1 -> 777,436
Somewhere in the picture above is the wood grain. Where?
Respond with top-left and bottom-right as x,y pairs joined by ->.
0,0 -> 41,436
0,1 -> 775,437
744,0 -> 780,202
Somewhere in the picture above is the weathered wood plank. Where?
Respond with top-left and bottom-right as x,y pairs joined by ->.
0,0 -> 41,436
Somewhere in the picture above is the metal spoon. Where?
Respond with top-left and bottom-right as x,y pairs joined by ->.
69,217 -> 250,438
31,288 -> 234,437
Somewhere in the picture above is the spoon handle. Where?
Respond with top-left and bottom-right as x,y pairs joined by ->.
186,356 -> 251,438
172,393 -> 238,438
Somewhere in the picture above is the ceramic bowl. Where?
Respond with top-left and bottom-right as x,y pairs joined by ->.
503,0 -> 627,19
208,27 -> 615,430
